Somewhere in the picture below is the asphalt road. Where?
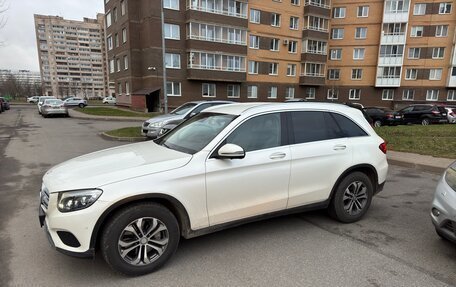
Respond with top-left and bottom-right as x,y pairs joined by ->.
0,106 -> 455,287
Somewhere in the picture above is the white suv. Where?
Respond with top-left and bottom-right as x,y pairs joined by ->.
39,103 -> 388,275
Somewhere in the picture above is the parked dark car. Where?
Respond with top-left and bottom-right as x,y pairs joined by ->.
363,107 -> 402,127
344,102 -> 373,125
0,97 -> 10,110
0,97 -> 5,113
397,104 -> 448,125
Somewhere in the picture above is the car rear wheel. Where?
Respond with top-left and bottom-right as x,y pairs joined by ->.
78,103 -> 85,108
329,172 -> 373,223
373,120 -> 382,127
101,203 -> 180,276
421,118 -> 430,126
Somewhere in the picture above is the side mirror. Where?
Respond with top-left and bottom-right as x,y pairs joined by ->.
216,144 -> 245,159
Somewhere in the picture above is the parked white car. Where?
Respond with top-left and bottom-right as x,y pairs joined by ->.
37,96 -> 56,114
27,96 -> 40,103
102,96 -> 116,104
39,103 -> 388,276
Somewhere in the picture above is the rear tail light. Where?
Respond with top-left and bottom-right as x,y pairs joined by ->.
386,113 -> 393,118
450,112 -> 455,117
43,104 -> 50,108
379,142 -> 387,154
431,110 -> 440,115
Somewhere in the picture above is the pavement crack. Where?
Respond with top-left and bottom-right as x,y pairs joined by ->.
299,216 -> 454,287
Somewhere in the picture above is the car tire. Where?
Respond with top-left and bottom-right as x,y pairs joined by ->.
373,120 -> 382,128
421,118 -> 430,126
101,202 -> 180,276
78,103 -> 85,108
329,172 -> 373,223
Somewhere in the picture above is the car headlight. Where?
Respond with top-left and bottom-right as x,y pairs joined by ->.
57,189 -> 103,212
150,121 -> 164,128
445,165 -> 456,191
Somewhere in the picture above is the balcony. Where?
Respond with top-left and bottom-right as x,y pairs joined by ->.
380,33 -> 406,45
375,77 -> 401,87
299,75 -> 325,86
378,56 -> 403,66
187,69 -> 245,82
187,1 -> 247,19
383,11 -> 409,23
447,67 -> 456,87
304,0 -> 330,9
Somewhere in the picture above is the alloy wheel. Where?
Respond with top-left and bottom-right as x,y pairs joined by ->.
422,119 -> 430,126
342,181 -> 368,216
118,217 -> 169,266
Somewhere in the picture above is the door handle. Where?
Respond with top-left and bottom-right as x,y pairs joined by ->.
333,144 -> 347,150
269,152 -> 286,159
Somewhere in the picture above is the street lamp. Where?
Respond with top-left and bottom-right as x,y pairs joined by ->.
160,0 -> 168,113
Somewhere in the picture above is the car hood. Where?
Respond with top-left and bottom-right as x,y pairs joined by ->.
145,113 -> 183,124
43,141 -> 192,193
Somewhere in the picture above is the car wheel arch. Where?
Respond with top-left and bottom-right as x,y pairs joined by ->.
329,164 -> 379,201
90,193 -> 192,251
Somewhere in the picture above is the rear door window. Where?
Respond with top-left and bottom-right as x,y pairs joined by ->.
329,113 -> 368,137
290,111 -> 344,144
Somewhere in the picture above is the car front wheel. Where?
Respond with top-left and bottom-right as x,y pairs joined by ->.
329,172 -> 373,223
101,203 -> 180,276
373,120 -> 382,127
421,118 -> 430,126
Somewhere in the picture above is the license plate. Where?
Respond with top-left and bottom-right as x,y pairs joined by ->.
442,113 -> 447,116
395,116 -> 401,119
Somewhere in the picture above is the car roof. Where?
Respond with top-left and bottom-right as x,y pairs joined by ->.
189,100 -> 234,105
203,102 -> 360,116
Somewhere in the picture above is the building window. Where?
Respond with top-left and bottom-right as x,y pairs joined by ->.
385,0 -> 408,13
287,64 -> 296,76
288,41 -> 297,53
408,47 -> 421,59
164,0 -> 179,10
248,85 -> 258,98
109,59 -> 115,73
429,69 -> 442,80
115,33 -> 119,47
268,86 -> 278,99
327,88 -> 339,100
380,45 -> 404,57
107,36 -> 113,50
355,27 -> 367,39
202,83 -> 216,97
248,61 -> 259,74
165,53 -> 181,69
351,69 -> 362,80
166,82 -> 181,96
303,39 -> 327,54
353,48 -> 365,60
413,3 -> 426,15
270,38 -> 279,51
122,28 -> 127,43
188,23 -> 247,45
305,15 -> 329,31
290,16 -> 299,30
330,49 -> 342,60
124,55 -> 128,70
305,87 -> 315,99
291,0 -> 300,6
349,89 -> 361,100
439,3 -> 452,14
447,90 -> 456,101
164,23 -> 180,40
118,82 -> 122,95
405,69 -> 417,80
331,28 -> 344,39
435,25 -> 448,37
328,69 -> 340,80
116,58 -> 121,72
432,47 -> 445,59
125,82 -> 130,95
249,35 -> 259,49
250,9 -> 260,23
121,0 -> 126,15
426,90 -> 439,101
269,63 -> 278,75
357,6 -> 369,17
303,63 -> 325,77
411,26 -> 423,37
113,7 -> 118,22
271,13 -> 281,27
286,87 -> 295,99
403,89 -> 415,100
227,85 -> 240,98
333,7 -> 346,18
106,12 -> 112,27
382,89 -> 394,100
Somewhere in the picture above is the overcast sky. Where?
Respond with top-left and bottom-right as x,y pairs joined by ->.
0,0 -> 104,72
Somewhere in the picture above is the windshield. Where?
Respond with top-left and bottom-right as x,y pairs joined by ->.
155,113 -> 237,154
170,103 -> 198,115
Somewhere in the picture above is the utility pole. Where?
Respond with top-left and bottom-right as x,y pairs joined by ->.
160,0 -> 168,113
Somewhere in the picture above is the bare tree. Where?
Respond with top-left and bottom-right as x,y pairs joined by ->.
0,0 -> 9,45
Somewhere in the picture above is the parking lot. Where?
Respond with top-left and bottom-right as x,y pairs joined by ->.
0,105 -> 455,286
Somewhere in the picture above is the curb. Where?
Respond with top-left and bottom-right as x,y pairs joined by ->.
387,159 -> 448,174
99,132 -> 147,142
68,109 -> 148,122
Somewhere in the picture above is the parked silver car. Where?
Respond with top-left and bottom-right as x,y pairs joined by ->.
431,161 -> 456,243
63,97 -> 87,108
142,101 -> 233,139
37,96 -> 56,114
41,99 -> 68,118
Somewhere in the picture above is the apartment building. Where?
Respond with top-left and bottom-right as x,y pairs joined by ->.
105,0 -> 456,111
34,14 -> 110,99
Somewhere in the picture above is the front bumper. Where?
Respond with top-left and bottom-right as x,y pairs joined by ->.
141,125 -> 160,138
430,175 -> 456,243
39,188 -> 108,257
42,108 -> 68,115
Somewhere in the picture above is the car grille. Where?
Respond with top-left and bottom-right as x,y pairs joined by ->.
41,186 -> 50,209
443,221 -> 456,235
